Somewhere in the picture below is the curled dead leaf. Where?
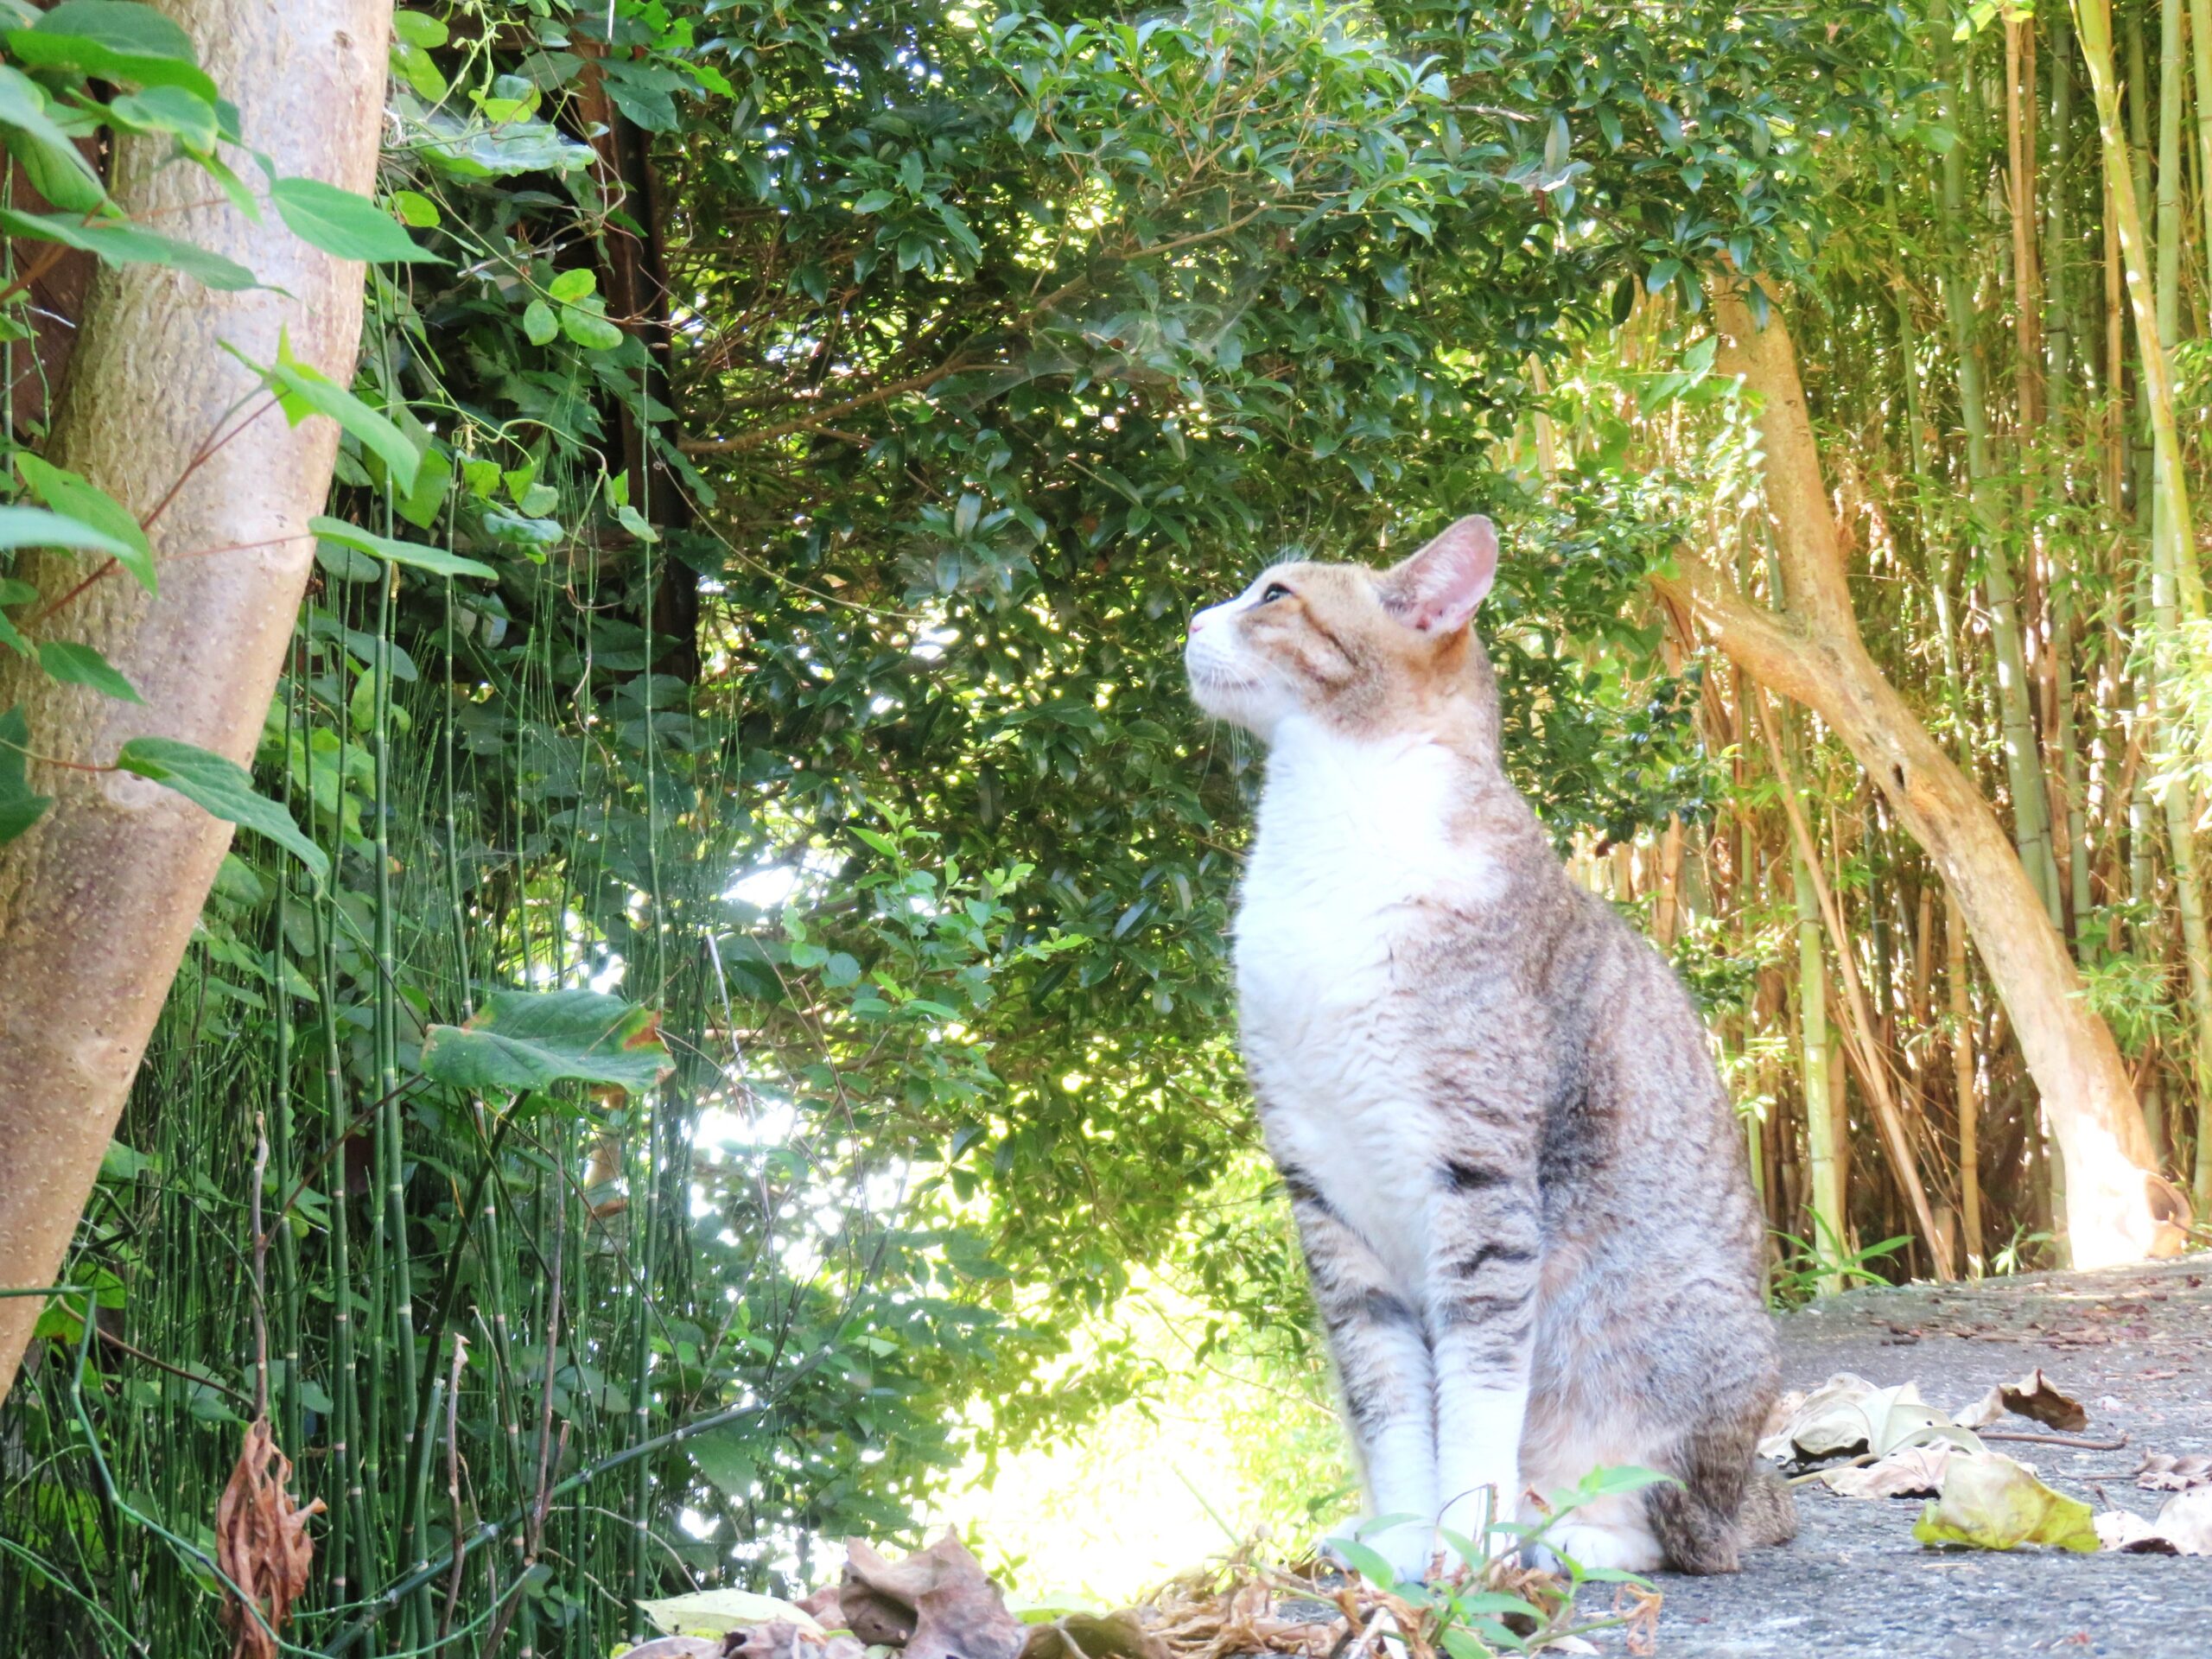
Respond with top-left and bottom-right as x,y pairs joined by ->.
1020,1610 -> 1171,1659
733,1621 -> 868,1659
1911,1452 -> 2098,1554
213,1417 -> 326,1659
838,1533 -> 1025,1659
1821,1443 -> 1958,1499
1997,1369 -> 2088,1433
2136,1452 -> 2212,1493
2094,1489 -> 2212,1556
1758,1374 -> 1979,1465
1613,1583 -> 1662,1656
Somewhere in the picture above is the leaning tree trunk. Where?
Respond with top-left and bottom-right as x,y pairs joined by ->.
1656,285 -> 2190,1269
0,0 -> 394,1402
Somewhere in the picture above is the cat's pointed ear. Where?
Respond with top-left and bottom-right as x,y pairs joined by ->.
1381,516 -> 1498,635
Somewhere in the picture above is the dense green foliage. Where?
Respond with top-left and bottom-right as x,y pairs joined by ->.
4,0 -> 2211,1655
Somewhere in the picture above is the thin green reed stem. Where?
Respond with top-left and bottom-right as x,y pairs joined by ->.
372,308 -> 430,1651
630,402 -> 664,1624
274,670 -> 305,1455
307,711 -> 365,1611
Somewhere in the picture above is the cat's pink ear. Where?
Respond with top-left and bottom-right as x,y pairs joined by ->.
1382,516 -> 1498,634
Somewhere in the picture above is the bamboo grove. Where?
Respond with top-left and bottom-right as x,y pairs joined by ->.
0,0 -> 2209,1654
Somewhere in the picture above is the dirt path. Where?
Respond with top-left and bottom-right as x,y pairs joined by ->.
1611,1256 -> 2212,1657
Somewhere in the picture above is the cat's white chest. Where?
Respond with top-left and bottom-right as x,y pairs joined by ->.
1232,721 -> 1496,1288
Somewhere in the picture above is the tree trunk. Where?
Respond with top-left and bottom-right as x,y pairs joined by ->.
0,0 -> 392,1402
1656,286 -> 2189,1268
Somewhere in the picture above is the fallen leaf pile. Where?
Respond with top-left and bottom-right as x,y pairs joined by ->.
1762,1367 -> 2209,1558
617,1534 -> 1611,1659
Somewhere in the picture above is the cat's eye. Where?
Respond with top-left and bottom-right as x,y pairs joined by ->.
1259,582 -> 1294,603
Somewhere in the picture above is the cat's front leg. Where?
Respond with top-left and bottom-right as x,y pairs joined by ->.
1283,1169 -> 1440,1580
1427,1160 -> 1542,1560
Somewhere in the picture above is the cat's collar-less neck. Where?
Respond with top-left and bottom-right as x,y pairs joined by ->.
1263,712 -> 1505,782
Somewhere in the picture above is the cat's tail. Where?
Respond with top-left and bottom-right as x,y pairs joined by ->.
1644,1442 -> 1797,1573
1737,1462 -> 1799,1548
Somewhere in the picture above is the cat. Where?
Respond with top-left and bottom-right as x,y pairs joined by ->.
1184,515 -> 1795,1578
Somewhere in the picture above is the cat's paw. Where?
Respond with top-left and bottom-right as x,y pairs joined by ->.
1343,1518 -> 1440,1585
1542,1516 -> 1664,1575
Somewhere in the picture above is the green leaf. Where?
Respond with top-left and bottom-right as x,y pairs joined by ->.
1,121 -> 106,214
560,303 -> 624,351
638,1590 -> 824,1640
392,93 -> 592,179
546,267 -> 594,303
8,1 -> 219,104
37,639 -> 141,702
313,540 -> 381,584
108,82 -> 219,152
232,330 -> 421,493
270,175 -> 442,264
99,1139 -> 162,1182
390,36 -> 448,102
417,988 -> 674,1096
0,501 -> 147,593
0,63 -> 105,208
391,10 -> 448,48
613,503 -> 658,543
1329,1536 -> 1398,1587
521,299 -> 559,346
1911,1453 -> 2100,1553
114,735 -> 327,883
13,454 -> 155,590
688,1428 -> 757,1503
0,207 -> 253,289
391,188 -> 440,228
308,516 -> 496,581
0,704 -> 53,844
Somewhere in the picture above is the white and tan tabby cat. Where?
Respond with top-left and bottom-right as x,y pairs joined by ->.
1185,516 -> 1794,1578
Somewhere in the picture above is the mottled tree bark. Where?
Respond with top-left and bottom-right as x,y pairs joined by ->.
1656,288 -> 2190,1269
0,0 -> 394,1401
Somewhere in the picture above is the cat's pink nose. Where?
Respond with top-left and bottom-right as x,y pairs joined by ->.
1189,609 -> 1216,635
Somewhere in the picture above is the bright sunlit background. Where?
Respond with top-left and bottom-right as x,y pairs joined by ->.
926,1277 -> 1358,1602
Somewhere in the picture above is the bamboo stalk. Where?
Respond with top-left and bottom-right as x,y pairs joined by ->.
1940,58 -> 2065,925
2074,0 -> 2204,620
1758,694 -> 1955,1280
1948,894 -> 1983,1275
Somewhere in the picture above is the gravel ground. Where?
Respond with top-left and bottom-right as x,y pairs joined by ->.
1604,1255 -> 2212,1658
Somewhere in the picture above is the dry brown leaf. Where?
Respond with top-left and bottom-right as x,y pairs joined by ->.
1998,1369 -> 2088,1432
1020,1611 -> 1172,1659
2150,1489 -> 2212,1555
1758,1374 -> 1978,1465
213,1417 -> 326,1659
1759,1389 -> 1807,1440
2094,1510 -> 2168,1552
1821,1443 -> 1957,1498
732,1621 -> 867,1659
2096,1489 -> 2212,1556
796,1584 -> 849,1628
1756,1372 -> 1880,1460
1613,1583 -> 1662,1656
839,1534 -> 1025,1659
2136,1452 -> 2212,1492
1952,1388 -> 2005,1429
